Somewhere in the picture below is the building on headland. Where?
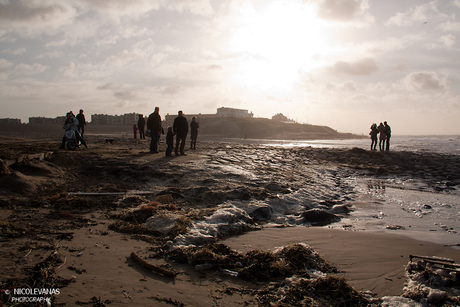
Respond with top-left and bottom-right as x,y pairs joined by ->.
271,113 -> 296,123
0,118 -> 22,124
217,107 -> 254,118
163,107 -> 253,128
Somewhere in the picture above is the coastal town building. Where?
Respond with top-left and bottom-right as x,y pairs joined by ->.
0,118 -> 21,124
29,116 -> 65,125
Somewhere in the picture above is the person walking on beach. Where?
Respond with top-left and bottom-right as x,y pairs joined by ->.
369,123 -> 378,151
147,107 -> 162,153
138,114 -> 145,139
76,109 -> 86,137
190,116 -> 199,150
384,121 -> 391,151
173,110 -> 188,156
165,126 -> 174,157
378,122 -> 387,151
133,124 -> 138,139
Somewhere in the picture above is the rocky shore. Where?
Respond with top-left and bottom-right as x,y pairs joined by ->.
1,134 -> 460,306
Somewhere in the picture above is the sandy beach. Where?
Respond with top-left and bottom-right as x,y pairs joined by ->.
1,128 -> 460,306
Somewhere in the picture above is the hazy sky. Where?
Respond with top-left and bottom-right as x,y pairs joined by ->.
0,0 -> 459,135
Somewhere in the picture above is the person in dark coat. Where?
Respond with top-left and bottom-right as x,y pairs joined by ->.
138,114 -> 145,139
76,109 -> 86,137
190,117 -> 199,150
369,123 -> 378,151
173,110 -> 188,156
384,121 -> 391,151
378,122 -> 387,151
147,107 -> 162,153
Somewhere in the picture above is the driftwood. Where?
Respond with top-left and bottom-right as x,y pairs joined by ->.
410,254 -> 460,272
410,255 -> 455,263
130,252 -> 176,278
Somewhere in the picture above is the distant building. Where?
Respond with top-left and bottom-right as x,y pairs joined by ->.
272,113 -> 288,122
217,107 -> 253,117
0,118 -> 21,124
272,113 -> 296,124
91,113 -> 142,126
29,116 -> 65,124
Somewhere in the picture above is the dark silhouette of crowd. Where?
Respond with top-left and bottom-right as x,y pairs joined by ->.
369,121 -> 391,151
144,107 -> 199,157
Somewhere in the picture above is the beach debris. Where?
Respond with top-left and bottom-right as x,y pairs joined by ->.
130,252 -> 176,278
256,276 -> 369,306
300,209 -> 340,226
220,269 -> 239,277
172,204 -> 257,246
160,242 -> 337,283
387,255 -> 460,306
385,225 -> 406,230
148,296 -> 185,307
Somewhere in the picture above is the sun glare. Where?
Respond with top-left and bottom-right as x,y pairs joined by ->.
229,1 -> 329,90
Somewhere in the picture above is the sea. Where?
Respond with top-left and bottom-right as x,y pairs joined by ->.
261,134 -> 460,155
261,135 -> 460,246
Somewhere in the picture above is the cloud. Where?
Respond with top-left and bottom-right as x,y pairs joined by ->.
161,85 -> 181,96
0,0 -> 77,37
97,82 -> 117,90
12,63 -> 47,75
2,47 -> 26,55
114,90 -> 135,101
315,0 -> 374,25
207,64 -> 224,71
404,71 -> 447,91
440,34 -> 456,47
439,21 -> 460,32
330,58 -> 379,76
79,0 -> 213,19
385,1 -> 444,26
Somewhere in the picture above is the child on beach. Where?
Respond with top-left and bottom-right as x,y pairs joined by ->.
165,126 -> 174,156
133,124 -> 138,139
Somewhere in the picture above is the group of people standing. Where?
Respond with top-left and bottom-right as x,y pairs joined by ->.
144,107 -> 199,156
60,109 -> 88,149
369,121 -> 391,151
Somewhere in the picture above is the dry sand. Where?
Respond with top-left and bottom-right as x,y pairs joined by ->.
1,128 -> 459,306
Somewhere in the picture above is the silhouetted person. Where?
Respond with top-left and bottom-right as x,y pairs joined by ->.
369,123 -> 378,151
173,110 -> 188,156
165,126 -> 174,157
147,107 -> 162,153
384,121 -> 391,151
133,124 -> 138,139
138,114 -> 145,139
190,116 -> 199,150
76,109 -> 86,137
378,122 -> 387,151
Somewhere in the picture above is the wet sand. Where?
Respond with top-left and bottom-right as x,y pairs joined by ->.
1,131 -> 460,306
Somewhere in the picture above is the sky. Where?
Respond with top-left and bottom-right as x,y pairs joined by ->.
0,0 -> 459,135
